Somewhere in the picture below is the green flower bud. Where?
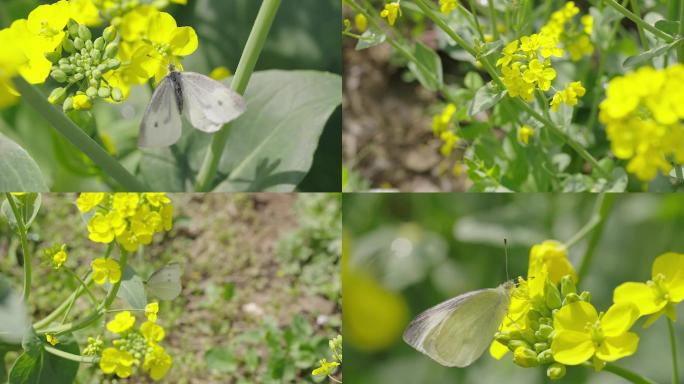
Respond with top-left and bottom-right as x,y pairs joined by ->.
521,328 -> 537,345
45,51 -> 61,63
508,340 -> 531,352
533,342 -> 549,353
545,281 -> 560,307
107,59 -> 121,70
94,37 -> 105,50
51,69 -> 67,83
111,88 -> 123,102
89,79 -> 98,87
98,86 -> 111,98
92,69 -> 102,79
560,275 -> 576,298
59,58 -> 69,66
539,317 -> 552,327
494,331 -> 510,345
74,37 -> 85,50
48,87 -> 67,104
85,40 -> 93,50
90,49 -> 101,60
563,293 -> 580,305
73,73 -> 85,81
86,87 -> 97,98
579,291 -> 591,302
62,38 -> 75,53
513,347 -> 539,368
547,363 -> 566,380
63,96 -> 74,111
537,349 -> 554,364
68,20 -> 79,37
104,26 -> 118,42
78,25 -> 92,41
105,43 -> 119,59
535,324 -> 553,340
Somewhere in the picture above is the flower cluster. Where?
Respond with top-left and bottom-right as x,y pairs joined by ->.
599,65 -> 684,181
380,2 -> 401,26
540,2 -> 594,62
0,0 -> 192,110
438,0 -> 458,15
431,104 -> 460,157
43,243 -> 69,269
99,303 -> 172,381
496,2 -> 587,111
492,241 -> 684,380
76,193 -> 173,252
312,335 -> 343,378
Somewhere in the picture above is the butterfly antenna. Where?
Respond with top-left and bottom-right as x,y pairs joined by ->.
504,238 -> 509,282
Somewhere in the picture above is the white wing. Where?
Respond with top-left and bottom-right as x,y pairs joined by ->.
139,77 -> 182,147
403,283 -> 511,367
180,72 -> 247,133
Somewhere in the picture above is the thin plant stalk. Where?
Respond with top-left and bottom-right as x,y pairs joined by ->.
11,78 -> 148,191
195,0 -> 282,192
576,194 -> 616,282
603,0 -> 674,42
5,194 -> 31,302
668,318 -> 680,384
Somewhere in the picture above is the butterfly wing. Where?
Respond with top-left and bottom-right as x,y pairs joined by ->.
146,262 -> 182,300
180,72 -> 247,133
139,77 -> 182,147
403,284 -> 511,367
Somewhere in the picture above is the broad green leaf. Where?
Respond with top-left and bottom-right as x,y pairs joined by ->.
211,71 -> 341,191
463,72 -> 484,90
591,6 -> 624,50
622,40 -> 682,68
0,136 -> 48,192
0,278 -> 28,344
655,19 -> 680,35
407,42 -> 443,92
356,27 -> 386,50
468,82 -> 506,116
117,265 -> 147,310
8,338 -> 79,384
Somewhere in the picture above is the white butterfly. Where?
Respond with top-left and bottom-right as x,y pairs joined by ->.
403,281 -> 514,367
139,64 -> 247,147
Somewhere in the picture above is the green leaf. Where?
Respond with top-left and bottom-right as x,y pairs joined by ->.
117,265 -> 147,310
8,339 -> 79,384
0,135 -> 48,192
0,278 -> 28,344
468,82 -> 506,116
655,19 -> 680,35
463,71 -> 484,90
622,40 -> 682,68
211,71 -> 342,191
205,347 -> 238,373
355,27 -> 386,50
407,42 -> 443,92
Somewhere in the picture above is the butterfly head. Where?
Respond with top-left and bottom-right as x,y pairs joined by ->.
168,63 -> 178,73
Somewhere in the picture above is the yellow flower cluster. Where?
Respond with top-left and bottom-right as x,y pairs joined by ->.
540,2 -> 594,62
438,0 -> 458,15
599,65 -> 684,181
76,193 -> 173,252
100,304 -> 172,381
490,239 -> 644,378
0,0 -> 192,110
431,104 -> 460,157
550,82 -> 586,112
517,125 -> 535,145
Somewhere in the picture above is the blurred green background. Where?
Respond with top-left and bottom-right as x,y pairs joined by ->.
343,193 -> 684,384
0,0 -> 341,191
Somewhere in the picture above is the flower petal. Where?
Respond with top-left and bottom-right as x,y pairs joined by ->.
551,330 -> 594,365
653,252 -> 684,302
148,12 -> 178,44
601,303 -> 639,337
169,27 -> 198,56
554,301 -> 598,333
489,340 -> 509,359
596,332 -> 639,362
613,282 -> 665,315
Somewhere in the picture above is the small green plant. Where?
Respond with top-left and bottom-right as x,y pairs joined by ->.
312,335 -> 343,383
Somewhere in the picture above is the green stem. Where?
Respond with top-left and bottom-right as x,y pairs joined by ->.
487,0 -> 498,39
194,0 -> 281,192
668,318 -> 680,384
679,0 -> 684,62
64,268 -> 97,305
602,0 -> 674,42
674,162 -> 684,185
465,0 -> 486,41
6,194 -> 31,302
44,345 -> 99,364
11,78 -> 148,191
629,0 -> 652,63
576,194 -> 616,282
583,362 -> 659,384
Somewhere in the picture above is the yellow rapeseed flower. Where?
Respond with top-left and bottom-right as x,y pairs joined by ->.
46,334 -> 59,346
113,193 -> 141,217
145,302 -> 159,322
380,2 -> 401,26
26,1 -> 70,52
92,257 -> 122,285
440,131 -> 459,157
209,66 -> 231,81
143,344 -> 172,381
528,240 -> 577,284
438,0 -> 458,15
107,311 -> 136,334
76,192 -> 106,212
141,321 -> 166,344
518,125 -> 534,145
53,248 -> 68,269
88,211 -> 127,243
100,347 -> 135,378
550,81 -> 586,112
72,94 -> 92,110
551,301 -> 639,365
432,104 -> 457,135
354,13 -> 368,32
146,12 -> 198,82
0,28 -> 28,108
522,59 -> 556,91
613,252 -> 684,324
312,359 -> 340,376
